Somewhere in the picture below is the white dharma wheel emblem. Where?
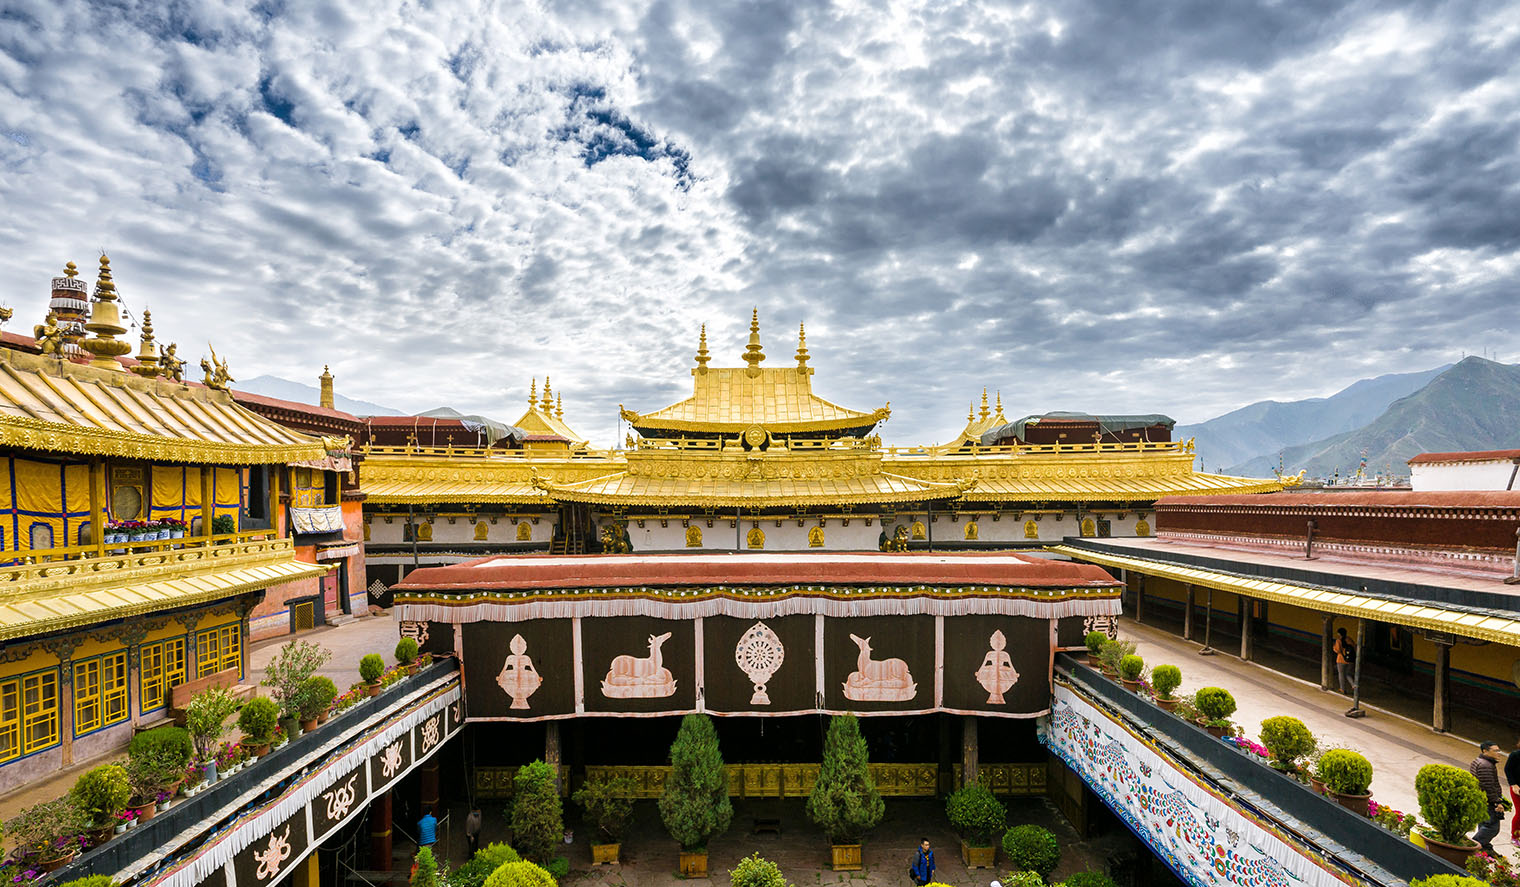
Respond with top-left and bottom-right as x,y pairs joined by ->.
735,621 -> 785,705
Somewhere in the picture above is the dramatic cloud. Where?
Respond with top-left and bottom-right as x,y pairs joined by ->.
1,0 -> 1516,446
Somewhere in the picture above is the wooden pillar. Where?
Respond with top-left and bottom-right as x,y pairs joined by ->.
1199,587 -> 1215,654
960,716 -> 979,787
200,466 -> 214,540
545,722 -> 562,794
296,851 -> 320,887
938,715 -> 955,794
1134,573 -> 1144,624
1183,584 -> 1194,641
420,760 -> 440,818
370,789 -> 393,871
1432,641 -> 1453,733
1347,617 -> 1368,717
1239,597 -> 1254,662
89,459 -> 106,558
1320,616 -> 1334,691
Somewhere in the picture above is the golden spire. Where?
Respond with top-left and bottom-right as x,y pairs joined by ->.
81,255 -> 131,371
541,376 -> 553,411
980,388 -> 990,421
742,308 -> 765,368
529,377 -> 538,409
63,261 -> 78,279
795,322 -> 810,370
967,402 -> 975,423
129,308 -> 161,378
555,392 -> 564,419
995,391 -> 1005,421
319,364 -> 335,409
695,324 -> 710,368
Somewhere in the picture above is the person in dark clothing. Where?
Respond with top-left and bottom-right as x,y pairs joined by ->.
1507,736 -> 1520,845
909,838 -> 935,886
466,806 -> 483,857
1469,741 -> 1505,854
1333,627 -> 1357,695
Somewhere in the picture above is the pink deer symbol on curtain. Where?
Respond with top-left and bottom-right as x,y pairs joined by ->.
842,634 -> 916,702
601,632 -> 677,699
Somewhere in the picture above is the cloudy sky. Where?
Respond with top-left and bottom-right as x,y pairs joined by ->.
1,0 -> 1516,446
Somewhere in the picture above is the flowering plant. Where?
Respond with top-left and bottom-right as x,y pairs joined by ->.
1222,735 -> 1269,758
1467,850 -> 1519,887
116,808 -> 138,823
332,687 -> 364,713
155,790 -> 172,804
1367,800 -> 1417,837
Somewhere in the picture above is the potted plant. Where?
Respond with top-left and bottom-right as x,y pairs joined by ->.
1316,749 -> 1374,814
395,637 -> 420,674
1118,654 -> 1145,691
1003,824 -> 1061,882
70,764 -> 131,842
1193,686 -> 1236,738
510,760 -> 564,867
1084,631 -> 1108,666
1150,664 -> 1182,711
807,714 -> 884,870
730,853 -> 790,887
263,639 -> 331,736
186,686 -> 240,784
238,696 -> 280,756
116,807 -> 138,833
946,783 -> 1006,868
211,514 -> 237,537
1098,638 -> 1136,678
5,797 -> 89,872
572,774 -> 638,864
658,713 -> 732,878
298,675 -> 338,730
360,654 -> 385,696
1413,762 -> 1488,866
128,726 -> 193,800
1258,716 -> 1315,777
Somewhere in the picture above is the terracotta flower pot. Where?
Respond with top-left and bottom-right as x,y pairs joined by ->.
1419,830 -> 1479,867
254,742 -> 272,758
1332,790 -> 1371,817
1086,653 -> 1102,667
300,718 -> 318,733
1121,678 -> 1142,692
1155,697 -> 1179,712
36,850 -> 77,873
1195,718 -> 1228,739
830,843 -> 862,871
365,682 -> 381,697
138,803 -> 157,822
317,712 -> 328,725
1310,776 -> 1327,795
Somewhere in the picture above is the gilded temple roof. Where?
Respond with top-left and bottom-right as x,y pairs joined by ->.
620,315 -> 889,437
0,346 -> 326,464
512,377 -> 589,448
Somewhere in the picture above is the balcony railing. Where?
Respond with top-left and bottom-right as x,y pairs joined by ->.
0,531 -> 291,589
359,438 -> 1193,460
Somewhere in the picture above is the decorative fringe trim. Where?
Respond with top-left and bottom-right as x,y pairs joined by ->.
399,595 -> 1120,622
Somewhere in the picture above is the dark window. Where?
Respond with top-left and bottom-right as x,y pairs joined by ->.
324,471 -> 339,505
243,466 -> 272,529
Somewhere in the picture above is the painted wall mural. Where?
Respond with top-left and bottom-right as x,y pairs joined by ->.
1046,685 -> 1346,887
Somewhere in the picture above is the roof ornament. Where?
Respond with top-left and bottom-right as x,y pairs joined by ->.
0,304 -> 11,327
81,255 -> 132,371
200,344 -> 234,390
319,364 -> 335,409
541,376 -> 553,411
160,342 -> 185,383
980,388 -> 990,421
967,402 -> 975,424
129,309 -> 162,378
742,308 -> 765,371
34,311 -> 65,358
995,391 -> 1005,421
556,392 -> 564,420
528,377 -> 538,409
795,322 -> 810,372
695,324 -> 710,370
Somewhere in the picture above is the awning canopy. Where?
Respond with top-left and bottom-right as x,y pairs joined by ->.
981,412 -> 1175,446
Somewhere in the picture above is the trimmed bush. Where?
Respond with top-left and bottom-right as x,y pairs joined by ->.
1002,873 -> 1044,887
396,637 -> 420,665
412,846 -> 439,887
1316,749 -> 1373,795
806,714 -> 884,844
298,676 -> 339,721
1409,877 -> 1488,887
70,764 -> 131,827
210,514 -> 236,535
482,861 -> 556,887
56,878 -> 117,887
1098,638 -> 1137,673
946,783 -> 1006,847
1258,716 -> 1315,768
544,858 -> 569,881
1150,664 -> 1182,700
360,653 -> 385,684
1118,654 -> 1144,681
510,760 -> 564,864
1061,873 -> 1117,887
451,844 -> 521,887
237,696 -> 280,744
1415,763 -> 1487,845
1084,631 -> 1108,654
1193,687 -> 1237,722
1003,825 -> 1060,880
730,853 -> 792,887
658,713 -> 733,850
572,775 -> 637,843
129,726 -> 193,771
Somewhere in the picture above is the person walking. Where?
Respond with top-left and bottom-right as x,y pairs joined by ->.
1507,736 -> 1520,846
418,806 -> 438,851
909,838 -> 936,886
1470,741 -> 1505,855
1333,627 -> 1357,695
466,806 -> 483,857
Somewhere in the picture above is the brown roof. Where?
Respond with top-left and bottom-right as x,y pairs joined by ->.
1407,449 -> 1520,465
231,389 -> 360,423
1157,491 -> 1520,508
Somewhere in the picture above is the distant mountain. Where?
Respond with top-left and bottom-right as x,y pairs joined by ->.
234,375 -> 396,417
1228,357 -> 1520,477
1177,364 -> 1451,472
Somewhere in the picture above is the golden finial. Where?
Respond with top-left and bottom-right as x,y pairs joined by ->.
556,392 -> 564,419
529,377 -> 537,408
795,322 -> 810,369
63,261 -> 78,279
995,391 -> 1005,420
129,308 -> 162,378
541,376 -> 552,410
81,254 -> 131,370
967,402 -> 975,424
742,308 -> 765,368
695,324 -> 710,368
980,388 -> 990,421
319,364 -> 335,409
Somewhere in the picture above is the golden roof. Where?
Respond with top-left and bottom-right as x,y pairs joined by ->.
512,376 -> 590,448
930,389 -> 1008,453
365,477 -> 549,505
0,346 -> 325,464
360,450 -> 611,505
621,314 -> 889,436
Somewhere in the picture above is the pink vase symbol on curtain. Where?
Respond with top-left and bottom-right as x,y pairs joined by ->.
842,634 -> 916,702
602,632 -> 677,698
975,630 -> 1019,704
497,634 -> 542,710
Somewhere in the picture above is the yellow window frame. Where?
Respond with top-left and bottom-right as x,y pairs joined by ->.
74,657 -> 101,735
140,638 -> 188,712
17,670 -> 57,756
195,624 -> 243,678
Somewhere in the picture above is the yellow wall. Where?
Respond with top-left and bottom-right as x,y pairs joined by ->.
0,646 -> 59,682
0,457 -> 91,551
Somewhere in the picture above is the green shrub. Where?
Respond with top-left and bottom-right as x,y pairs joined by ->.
481,861 -> 555,887
1003,824 -> 1060,879
262,640 -> 332,717
1098,638 -> 1136,673
1193,687 -> 1237,722
451,843 -> 521,887
1258,716 -> 1315,768
806,714 -> 884,843
1150,664 -> 1182,700
572,775 -> 637,843
1002,873 -> 1044,887
185,686 -> 240,762
1061,873 -> 1117,887
396,637 -> 420,665
5,797 -> 88,857
658,713 -> 733,850
543,858 -> 569,881
1118,654 -> 1144,681
360,653 -> 386,683
237,696 -> 280,744
298,675 -> 339,721
1409,877 -> 1488,887
730,853 -> 792,887
1083,631 -> 1108,654
1415,763 -> 1487,845
510,760 -> 564,864
412,847 -> 439,887
129,726 -> 194,772
1316,749 -> 1373,795
946,783 -> 1006,847
210,514 -> 237,536
56,878 -> 117,887
70,764 -> 131,827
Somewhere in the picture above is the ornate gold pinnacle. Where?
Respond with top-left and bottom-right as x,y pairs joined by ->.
81,255 -> 131,371
695,324 -> 710,368
541,376 -> 553,411
742,308 -> 765,368
63,261 -> 78,279
968,402 -> 975,423
129,309 -> 162,378
995,391 -> 1005,421
795,322 -> 810,370
556,393 -> 564,419
529,377 -> 538,409
320,365 -> 335,409
980,388 -> 990,420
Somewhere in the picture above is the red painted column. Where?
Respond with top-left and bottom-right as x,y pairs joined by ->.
370,790 -> 393,872
420,760 -> 440,818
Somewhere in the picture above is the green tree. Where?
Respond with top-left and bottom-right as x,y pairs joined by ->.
482,861 -> 555,887
262,640 -> 332,718
806,714 -> 884,843
730,853 -> 792,887
413,847 -> 439,887
185,686 -> 240,762
510,760 -> 564,864
658,713 -> 732,850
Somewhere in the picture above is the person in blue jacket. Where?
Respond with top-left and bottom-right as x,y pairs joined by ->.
418,807 -> 438,849
910,838 -> 935,885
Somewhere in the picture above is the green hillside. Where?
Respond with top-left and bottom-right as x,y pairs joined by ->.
1229,358 -> 1520,477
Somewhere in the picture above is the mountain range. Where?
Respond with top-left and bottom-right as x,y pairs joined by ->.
234,375 -> 396,416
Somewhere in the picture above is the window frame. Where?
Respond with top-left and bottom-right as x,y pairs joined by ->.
74,649 -> 129,737
139,636 -> 189,714
195,624 -> 243,679
0,667 -> 60,763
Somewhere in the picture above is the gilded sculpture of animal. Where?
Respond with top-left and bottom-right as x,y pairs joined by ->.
601,632 -> 676,698
201,344 -> 234,390
889,526 -> 910,552
842,634 -> 916,701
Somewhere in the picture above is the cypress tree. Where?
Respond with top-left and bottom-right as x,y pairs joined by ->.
806,714 -> 884,843
658,713 -> 733,850
510,760 -> 564,863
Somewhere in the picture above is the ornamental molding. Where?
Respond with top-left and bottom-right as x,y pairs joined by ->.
0,414 -> 323,465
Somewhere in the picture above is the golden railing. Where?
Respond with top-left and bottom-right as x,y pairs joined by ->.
884,440 -> 1188,458
0,532 -> 300,593
360,444 -> 621,461
2,530 -> 276,566
362,438 -> 1189,460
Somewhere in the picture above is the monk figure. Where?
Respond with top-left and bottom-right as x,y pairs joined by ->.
34,311 -> 65,356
